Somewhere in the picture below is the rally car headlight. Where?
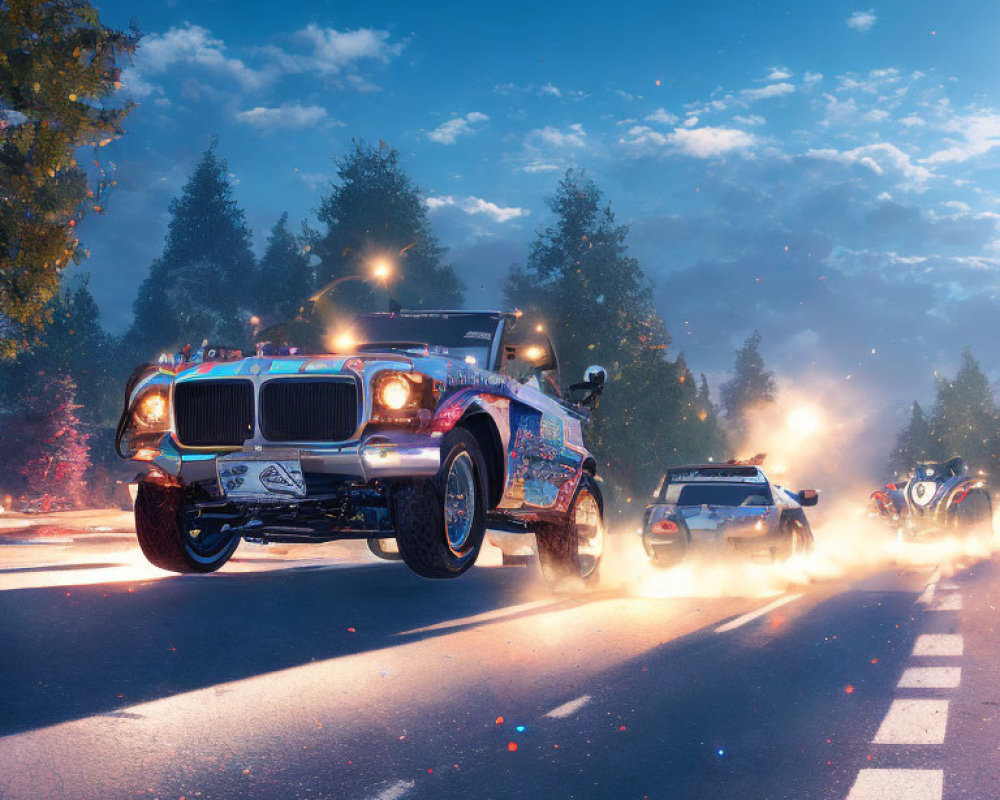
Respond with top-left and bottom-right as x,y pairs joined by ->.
134,389 -> 169,428
377,375 -> 412,410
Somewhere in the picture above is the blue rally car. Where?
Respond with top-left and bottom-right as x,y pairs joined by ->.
116,310 -> 607,587
640,462 -> 819,566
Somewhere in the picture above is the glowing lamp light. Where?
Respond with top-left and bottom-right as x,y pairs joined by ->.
331,331 -> 356,352
135,392 -> 167,426
523,345 -> 545,362
249,315 -> 260,327
371,259 -> 393,282
464,354 -> 478,365
535,323 -> 544,333
787,405 -> 821,437
378,375 -> 411,410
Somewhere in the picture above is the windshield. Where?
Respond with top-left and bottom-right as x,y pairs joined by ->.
661,483 -> 773,507
348,313 -> 503,367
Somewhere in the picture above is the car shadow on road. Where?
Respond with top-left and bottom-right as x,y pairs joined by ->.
0,560 -> 607,737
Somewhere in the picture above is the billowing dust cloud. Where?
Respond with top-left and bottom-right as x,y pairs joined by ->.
596,373 -> 998,599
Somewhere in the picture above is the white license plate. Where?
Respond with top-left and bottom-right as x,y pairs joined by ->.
217,450 -> 306,501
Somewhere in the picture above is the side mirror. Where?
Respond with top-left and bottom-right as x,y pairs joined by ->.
569,364 -> 607,408
583,364 -> 607,387
798,489 -> 819,507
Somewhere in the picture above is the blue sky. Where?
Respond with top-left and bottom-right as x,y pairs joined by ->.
78,0 -> 1000,460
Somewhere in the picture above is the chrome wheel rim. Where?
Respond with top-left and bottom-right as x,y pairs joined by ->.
575,490 -> 604,579
445,452 -> 476,553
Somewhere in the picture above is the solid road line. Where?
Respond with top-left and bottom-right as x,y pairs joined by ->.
362,780 -> 415,800
713,594 -> 802,634
544,695 -> 592,719
847,769 -> 943,800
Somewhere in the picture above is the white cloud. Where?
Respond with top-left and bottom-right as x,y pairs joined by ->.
123,24 -> 267,96
732,114 -> 766,126
622,125 -> 757,157
539,83 -> 561,97
519,161 -> 561,173
667,126 -> 757,157
427,112 -> 489,144
846,9 -> 877,32
803,71 -> 824,86
235,103 -> 327,129
767,67 -> 792,81
740,82 -> 795,102
900,114 -> 927,127
123,23 -> 403,98
532,123 -> 587,148
290,24 -> 402,74
806,143 -> 935,190
646,108 -> 679,125
924,112 -> 1000,165
837,68 -> 900,94
425,195 -> 528,223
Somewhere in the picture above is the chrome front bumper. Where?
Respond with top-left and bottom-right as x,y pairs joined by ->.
142,432 -> 444,485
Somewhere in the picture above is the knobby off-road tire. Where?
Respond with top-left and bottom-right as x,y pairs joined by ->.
535,475 -> 604,590
134,482 -> 239,573
392,427 -> 488,579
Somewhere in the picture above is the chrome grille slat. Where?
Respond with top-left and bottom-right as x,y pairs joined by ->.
174,380 -> 254,447
260,379 -> 358,442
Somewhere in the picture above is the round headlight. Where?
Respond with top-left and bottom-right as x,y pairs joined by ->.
135,391 -> 168,426
377,375 -> 411,410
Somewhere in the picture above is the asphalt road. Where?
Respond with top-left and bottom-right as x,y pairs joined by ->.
0,522 -> 996,800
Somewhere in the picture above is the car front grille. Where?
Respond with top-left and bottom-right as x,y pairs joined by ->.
174,380 -> 254,447
260,379 -> 358,442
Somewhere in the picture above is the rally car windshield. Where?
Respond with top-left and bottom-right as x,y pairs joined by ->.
661,483 -> 773,507
350,313 -> 503,366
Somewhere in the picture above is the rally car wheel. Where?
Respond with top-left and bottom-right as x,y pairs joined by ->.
134,481 -> 239,573
777,510 -> 814,561
392,427 -> 488,579
535,476 -> 604,590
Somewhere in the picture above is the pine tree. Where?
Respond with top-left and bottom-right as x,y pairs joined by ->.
930,348 -> 999,471
504,170 -> 726,499
311,142 -> 463,317
0,1 -> 138,358
888,401 -> 937,477
126,142 -> 255,361
0,278 -> 115,427
6,373 -> 90,506
720,330 -> 776,432
254,213 -> 313,325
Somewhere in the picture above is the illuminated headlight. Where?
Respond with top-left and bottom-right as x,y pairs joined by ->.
523,345 -> 544,362
134,390 -> 169,427
377,375 -> 412,410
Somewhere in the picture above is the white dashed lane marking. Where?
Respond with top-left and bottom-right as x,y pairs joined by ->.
897,666 -> 962,689
847,769 -> 943,800
713,594 -> 802,634
544,694 -> 592,719
912,634 -> 963,657
873,698 -> 950,744
929,593 -> 962,611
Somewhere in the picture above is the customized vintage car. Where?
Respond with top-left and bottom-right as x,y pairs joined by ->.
869,457 -> 992,538
640,462 -> 818,565
115,310 -> 607,586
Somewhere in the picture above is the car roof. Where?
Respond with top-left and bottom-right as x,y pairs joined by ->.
663,465 -> 769,484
